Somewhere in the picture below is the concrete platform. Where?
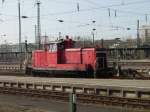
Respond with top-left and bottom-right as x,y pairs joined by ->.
0,76 -> 149,99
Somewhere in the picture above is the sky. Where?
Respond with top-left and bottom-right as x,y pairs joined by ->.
0,0 -> 150,44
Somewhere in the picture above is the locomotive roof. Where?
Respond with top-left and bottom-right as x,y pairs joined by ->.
46,39 -> 75,45
46,40 -> 63,44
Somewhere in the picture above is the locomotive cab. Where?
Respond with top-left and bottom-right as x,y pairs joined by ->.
45,41 -> 64,52
45,35 -> 74,52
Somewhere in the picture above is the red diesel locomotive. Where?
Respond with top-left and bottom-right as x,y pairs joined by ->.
26,36 -> 114,78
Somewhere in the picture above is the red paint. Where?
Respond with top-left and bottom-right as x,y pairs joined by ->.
32,37 -> 107,73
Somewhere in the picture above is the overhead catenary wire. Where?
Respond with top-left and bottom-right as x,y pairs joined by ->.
0,0 -> 150,41
43,0 -> 150,16
1,0 -> 150,19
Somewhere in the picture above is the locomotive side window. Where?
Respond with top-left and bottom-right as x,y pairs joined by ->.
48,44 -> 57,52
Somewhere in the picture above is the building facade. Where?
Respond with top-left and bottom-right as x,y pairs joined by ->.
140,25 -> 150,45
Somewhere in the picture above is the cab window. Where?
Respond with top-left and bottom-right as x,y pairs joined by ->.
48,44 -> 57,52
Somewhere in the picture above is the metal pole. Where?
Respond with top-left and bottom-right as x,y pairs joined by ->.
92,32 -> 95,46
101,39 -> 104,48
69,92 -> 76,112
137,20 -> 140,48
18,0 -> 22,70
37,0 -> 41,49
35,25 -> 37,45
25,40 -> 28,71
116,46 -> 119,77
58,32 -> 61,40
115,38 -> 120,77
92,28 -> 96,47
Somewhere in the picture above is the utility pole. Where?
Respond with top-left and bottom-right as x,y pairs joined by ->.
24,39 -> 29,73
92,20 -> 96,47
35,25 -> 37,45
137,20 -> 140,48
92,28 -> 96,47
36,0 -> 41,49
92,32 -> 95,46
101,39 -> 104,48
18,0 -> 22,70
115,38 -> 120,77
58,32 -> 61,40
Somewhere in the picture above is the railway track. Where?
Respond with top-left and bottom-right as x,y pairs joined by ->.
0,64 -> 150,80
0,87 -> 149,109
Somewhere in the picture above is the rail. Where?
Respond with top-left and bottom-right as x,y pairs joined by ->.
0,87 -> 149,109
0,77 -> 149,109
